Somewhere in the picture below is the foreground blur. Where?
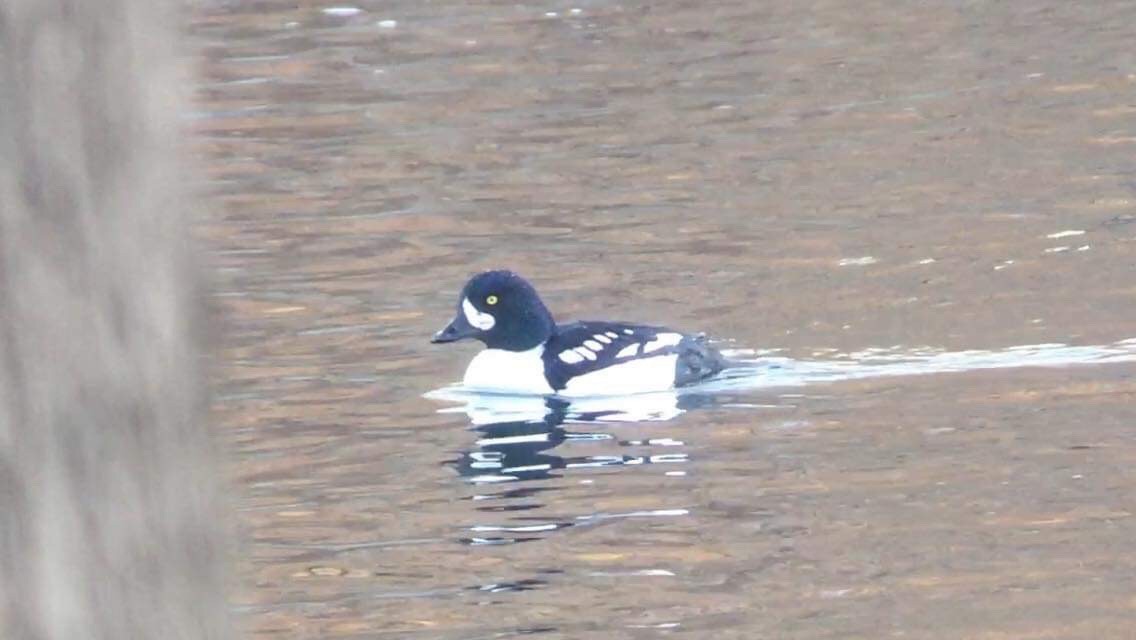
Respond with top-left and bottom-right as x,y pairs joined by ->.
0,1 -> 231,638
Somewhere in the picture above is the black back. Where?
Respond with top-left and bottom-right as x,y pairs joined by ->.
540,322 -> 724,391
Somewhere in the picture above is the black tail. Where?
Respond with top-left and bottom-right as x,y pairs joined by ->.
675,334 -> 731,387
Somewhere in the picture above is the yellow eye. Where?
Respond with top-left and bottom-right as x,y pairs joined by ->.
486,295 -> 499,305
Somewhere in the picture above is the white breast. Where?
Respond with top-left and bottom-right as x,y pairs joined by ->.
561,354 -> 679,397
462,346 -> 554,395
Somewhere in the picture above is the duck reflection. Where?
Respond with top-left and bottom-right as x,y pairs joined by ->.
456,399 -> 570,484
427,388 -> 715,545
434,390 -> 706,483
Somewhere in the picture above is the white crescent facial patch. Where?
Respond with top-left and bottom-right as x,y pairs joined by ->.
462,297 -> 496,330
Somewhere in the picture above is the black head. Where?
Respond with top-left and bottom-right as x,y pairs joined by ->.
431,270 -> 556,351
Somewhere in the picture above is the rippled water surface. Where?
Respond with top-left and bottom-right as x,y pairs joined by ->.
195,2 -> 1136,637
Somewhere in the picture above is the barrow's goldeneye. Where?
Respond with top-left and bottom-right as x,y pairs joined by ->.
431,270 -> 726,396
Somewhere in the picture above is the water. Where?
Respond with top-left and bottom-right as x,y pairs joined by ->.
196,1 -> 1136,637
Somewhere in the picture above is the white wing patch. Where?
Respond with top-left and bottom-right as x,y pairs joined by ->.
605,331 -> 619,339
462,297 -> 495,330
616,343 -> 640,358
574,346 -> 597,361
583,339 -> 602,350
622,329 -> 634,335
642,332 -> 682,354
558,350 -> 585,364
594,334 -> 612,344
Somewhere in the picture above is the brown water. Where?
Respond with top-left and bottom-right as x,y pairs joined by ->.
194,1 -> 1136,637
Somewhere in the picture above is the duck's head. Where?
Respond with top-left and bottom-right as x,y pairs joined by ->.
431,270 -> 555,351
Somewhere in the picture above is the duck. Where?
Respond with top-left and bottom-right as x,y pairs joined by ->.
431,270 -> 725,396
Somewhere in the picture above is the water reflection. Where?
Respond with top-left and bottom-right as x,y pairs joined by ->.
430,389 -> 707,546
